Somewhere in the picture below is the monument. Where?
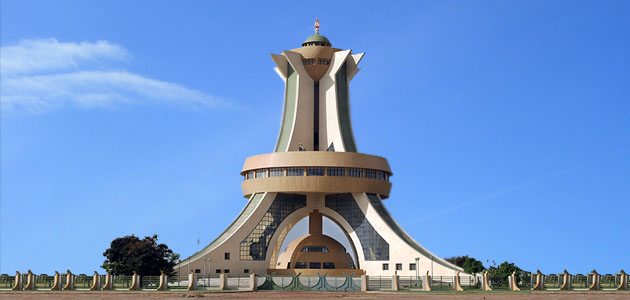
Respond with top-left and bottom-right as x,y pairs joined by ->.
175,20 -> 463,277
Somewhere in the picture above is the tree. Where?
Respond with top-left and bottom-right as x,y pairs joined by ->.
462,256 -> 485,275
101,234 -> 179,276
446,255 -> 485,275
487,261 -> 526,283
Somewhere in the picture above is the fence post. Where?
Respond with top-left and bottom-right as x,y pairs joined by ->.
423,271 -> 431,291
362,275 -> 368,292
560,270 -> 570,290
11,271 -> 21,291
589,270 -> 600,290
509,271 -> 520,291
101,272 -> 113,290
128,270 -> 140,290
454,271 -> 463,291
187,270 -> 197,290
532,270 -> 544,290
89,271 -> 100,291
617,270 -> 627,290
51,271 -> 61,291
482,271 -> 492,291
22,270 -> 35,290
391,271 -> 399,291
219,272 -> 226,290
157,270 -> 167,291
250,272 -> 256,291
62,270 -> 73,290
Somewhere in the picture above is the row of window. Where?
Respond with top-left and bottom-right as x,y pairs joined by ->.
291,262 -> 335,269
301,245 -> 329,252
193,268 -> 250,274
382,263 -> 417,271
302,42 -> 331,47
244,167 -> 389,181
302,58 -> 332,66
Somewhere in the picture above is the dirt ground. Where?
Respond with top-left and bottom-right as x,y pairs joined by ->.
2,291 -> 630,300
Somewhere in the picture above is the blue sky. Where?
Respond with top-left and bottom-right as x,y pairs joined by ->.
1,0 -> 629,275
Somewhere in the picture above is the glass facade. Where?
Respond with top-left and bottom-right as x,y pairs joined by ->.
295,262 -> 307,269
325,193 -> 389,261
269,168 -> 284,177
301,246 -> 329,252
306,167 -> 325,176
287,167 -> 304,176
347,168 -> 363,178
323,262 -> 335,269
255,169 -> 267,178
309,262 -> 321,269
240,193 -> 307,260
327,167 -> 345,176
247,171 -> 255,179
377,171 -> 385,180
365,169 -> 377,179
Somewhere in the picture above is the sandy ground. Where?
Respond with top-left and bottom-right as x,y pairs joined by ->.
2,291 -> 630,300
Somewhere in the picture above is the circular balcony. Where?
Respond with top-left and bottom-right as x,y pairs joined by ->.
240,151 -> 393,199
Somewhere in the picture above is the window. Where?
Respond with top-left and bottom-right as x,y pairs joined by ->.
215,269 -> 221,274
195,269 -> 200,273
317,58 -> 331,65
347,168 -> 363,178
255,169 -> 267,178
301,246 -> 329,252
247,171 -> 254,179
269,168 -> 284,177
327,167 -> 345,176
287,167 -> 304,176
309,262 -> 321,269
224,269 -> 230,273
382,263 -> 389,270
244,269 -> 249,274
377,171 -> 385,180
240,194 -> 307,260
287,262 -> 290,268
295,262 -> 307,269
365,169 -> 377,179
396,263 -> 402,271
409,263 -> 416,271
224,252 -> 230,260
306,167 -> 325,176
302,58 -> 315,65
323,262 -> 335,269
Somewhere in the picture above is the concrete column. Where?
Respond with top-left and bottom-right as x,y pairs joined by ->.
509,271 -> 520,291
128,271 -> 140,290
157,271 -> 167,291
187,270 -> 197,290
589,270 -> 600,290
51,271 -> 61,291
250,273 -> 256,291
62,270 -> 74,290
454,271 -> 463,291
423,271 -> 431,291
559,270 -> 570,290
482,271 -> 492,291
219,272 -> 226,290
11,271 -> 21,291
617,270 -> 628,290
89,271 -> 100,291
101,272 -> 113,290
392,271 -> 399,291
361,275 -> 368,292
23,270 -> 35,290
532,270 -> 544,291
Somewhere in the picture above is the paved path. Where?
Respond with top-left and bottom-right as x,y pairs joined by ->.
2,291 -> 629,300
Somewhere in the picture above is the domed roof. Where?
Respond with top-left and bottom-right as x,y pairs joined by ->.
303,33 -> 331,44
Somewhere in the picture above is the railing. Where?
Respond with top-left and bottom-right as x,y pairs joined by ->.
398,276 -> 422,290
571,274 -> 589,289
368,276 -> 392,290
0,275 -> 15,289
196,275 -> 220,289
140,276 -> 160,290
112,275 -> 132,289
167,275 -> 188,289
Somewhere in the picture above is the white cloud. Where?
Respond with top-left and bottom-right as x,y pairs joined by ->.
1,39 -> 224,113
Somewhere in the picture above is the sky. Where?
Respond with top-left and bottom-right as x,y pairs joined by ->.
1,0 -> 629,275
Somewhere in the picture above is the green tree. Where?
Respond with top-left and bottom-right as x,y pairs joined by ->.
101,234 -> 179,276
462,256 -> 485,275
445,256 -> 467,268
487,261 -> 525,283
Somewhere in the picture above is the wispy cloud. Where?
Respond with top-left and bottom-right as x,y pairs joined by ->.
1,38 -> 225,113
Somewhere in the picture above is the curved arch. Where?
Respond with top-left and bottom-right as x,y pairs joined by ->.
265,206 -> 363,270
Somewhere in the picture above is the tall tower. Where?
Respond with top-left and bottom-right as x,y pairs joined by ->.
175,21 -> 463,277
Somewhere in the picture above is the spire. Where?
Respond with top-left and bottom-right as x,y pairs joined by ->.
314,18 -> 320,34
